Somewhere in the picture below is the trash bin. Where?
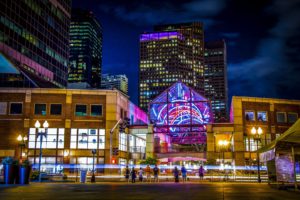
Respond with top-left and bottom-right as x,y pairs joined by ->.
80,170 -> 87,183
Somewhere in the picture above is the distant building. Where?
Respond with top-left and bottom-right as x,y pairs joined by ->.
204,40 -> 228,122
101,74 -> 128,94
139,22 -> 204,111
68,9 -> 102,88
0,0 -> 71,87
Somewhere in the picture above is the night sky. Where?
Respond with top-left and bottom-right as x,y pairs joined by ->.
73,0 -> 300,105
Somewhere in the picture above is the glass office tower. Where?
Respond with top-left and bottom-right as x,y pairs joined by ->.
68,9 -> 102,88
0,0 -> 71,87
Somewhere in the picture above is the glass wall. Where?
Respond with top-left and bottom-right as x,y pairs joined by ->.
28,128 -> 65,149
70,128 -> 105,149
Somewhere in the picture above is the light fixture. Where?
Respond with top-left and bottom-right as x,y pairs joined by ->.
35,120 -> 41,128
251,127 -> 257,135
257,127 -> 263,135
17,134 -> 22,141
43,121 -> 49,128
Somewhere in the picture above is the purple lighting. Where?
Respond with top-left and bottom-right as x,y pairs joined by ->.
140,31 -> 183,42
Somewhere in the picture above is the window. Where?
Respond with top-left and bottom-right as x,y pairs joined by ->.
35,104 -> 46,115
91,105 -> 102,116
245,111 -> 255,121
0,102 -> 7,115
277,112 -> 287,123
257,111 -> 267,122
28,128 -> 64,149
10,102 -> 23,115
75,105 -> 87,116
119,132 -> 127,151
288,113 -> 298,123
50,104 -> 62,115
70,129 -> 105,149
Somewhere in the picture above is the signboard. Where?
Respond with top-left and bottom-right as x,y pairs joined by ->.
275,154 -> 294,182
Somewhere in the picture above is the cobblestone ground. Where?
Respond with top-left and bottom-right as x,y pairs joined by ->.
0,182 -> 299,200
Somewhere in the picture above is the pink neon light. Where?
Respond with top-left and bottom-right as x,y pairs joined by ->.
0,42 -> 54,80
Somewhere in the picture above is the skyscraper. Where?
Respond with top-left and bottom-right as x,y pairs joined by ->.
139,22 -> 204,111
101,74 -> 128,94
204,40 -> 228,122
68,9 -> 102,88
0,0 -> 71,87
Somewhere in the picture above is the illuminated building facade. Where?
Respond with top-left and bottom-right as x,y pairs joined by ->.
68,9 -> 102,88
139,22 -> 204,112
101,74 -> 128,94
149,81 -> 212,162
0,88 -> 148,174
204,40 -> 228,122
0,0 -> 71,87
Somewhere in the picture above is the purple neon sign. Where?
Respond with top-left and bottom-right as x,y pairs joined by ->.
140,31 -> 184,42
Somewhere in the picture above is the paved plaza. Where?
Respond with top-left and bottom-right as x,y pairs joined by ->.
0,182 -> 299,200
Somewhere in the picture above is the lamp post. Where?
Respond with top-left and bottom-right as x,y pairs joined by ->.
91,149 -> 96,183
17,134 -> 28,160
35,120 -> 49,182
251,126 -> 262,183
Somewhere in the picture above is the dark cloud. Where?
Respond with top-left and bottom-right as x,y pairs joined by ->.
98,0 -> 226,27
228,0 -> 300,100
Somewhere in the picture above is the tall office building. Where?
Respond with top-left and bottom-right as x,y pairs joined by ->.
68,9 -> 102,88
0,0 -> 71,87
204,40 -> 228,122
139,22 -> 204,111
101,74 -> 128,94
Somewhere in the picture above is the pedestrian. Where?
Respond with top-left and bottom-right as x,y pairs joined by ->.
199,165 -> 204,180
145,165 -> 151,182
181,165 -> 187,182
131,167 -> 136,183
153,164 -> 159,182
124,165 -> 130,183
138,167 -> 144,182
173,166 -> 179,183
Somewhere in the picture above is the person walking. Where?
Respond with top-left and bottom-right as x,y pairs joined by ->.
124,165 -> 130,183
181,165 -> 187,182
131,167 -> 136,183
199,165 -> 204,181
153,164 -> 159,182
138,167 -> 144,182
145,165 -> 151,182
174,166 -> 179,183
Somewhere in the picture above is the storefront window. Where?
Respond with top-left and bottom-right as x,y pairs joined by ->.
70,129 -> 105,149
119,132 -> 127,151
28,128 -> 64,149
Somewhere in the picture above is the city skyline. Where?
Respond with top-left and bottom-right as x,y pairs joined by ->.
72,0 -> 300,105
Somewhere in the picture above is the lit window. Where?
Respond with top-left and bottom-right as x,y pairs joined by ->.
28,128 -> 64,149
70,129 -> 105,149
245,111 -> 255,121
257,111 -> 267,122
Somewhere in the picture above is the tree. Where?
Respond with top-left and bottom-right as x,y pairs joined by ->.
139,157 -> 158,165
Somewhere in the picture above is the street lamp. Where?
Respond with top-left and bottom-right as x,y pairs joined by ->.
17,134 -> 28,160
35,120 -> 49,182
91,149 -> 96,183
251,126 -> 263,183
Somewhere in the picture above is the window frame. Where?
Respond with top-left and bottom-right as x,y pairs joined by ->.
90,104 -> 103,117
9,102 -> 23,115
245,110 -> 255,122
276,112 -> 287,123
50,103 -> 62,115
257,111 -> 268,122
287,112 -> 298,123
34,103 -> 47,116
75,104 -> 87,116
